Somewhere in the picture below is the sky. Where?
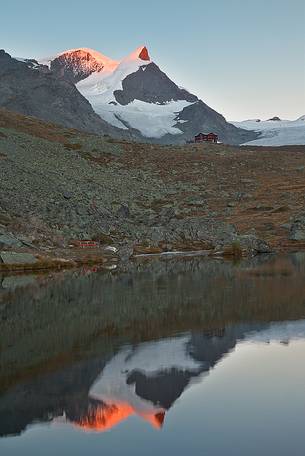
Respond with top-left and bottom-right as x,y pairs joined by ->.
1,0 -> 304,120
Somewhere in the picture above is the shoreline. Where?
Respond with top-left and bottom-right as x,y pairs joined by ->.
2,241 -> 305,274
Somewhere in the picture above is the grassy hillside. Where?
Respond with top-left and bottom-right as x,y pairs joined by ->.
0,108 -> 305,259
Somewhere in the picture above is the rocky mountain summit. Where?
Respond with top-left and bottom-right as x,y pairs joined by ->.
48,48 -> 119,84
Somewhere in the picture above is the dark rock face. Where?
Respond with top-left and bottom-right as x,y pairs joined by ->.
18,58 -> 49,72
168,100 -> 258,145
114,62 -> 198,105
267,116 -> 281,121
50,50 -> 105,84
0,50 -> 129,137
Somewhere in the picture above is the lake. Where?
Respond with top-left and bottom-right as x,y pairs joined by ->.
0,254 -> 305,455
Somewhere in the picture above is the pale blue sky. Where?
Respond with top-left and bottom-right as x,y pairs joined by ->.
1,0 -> 304,120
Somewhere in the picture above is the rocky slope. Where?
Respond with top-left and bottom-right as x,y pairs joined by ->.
1,109 -> 305,265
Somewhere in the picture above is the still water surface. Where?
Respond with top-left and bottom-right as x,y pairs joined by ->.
0,254 -> 305,455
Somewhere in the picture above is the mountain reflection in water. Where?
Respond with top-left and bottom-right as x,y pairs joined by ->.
0,253 -> 305,453
62,321 -> 305,433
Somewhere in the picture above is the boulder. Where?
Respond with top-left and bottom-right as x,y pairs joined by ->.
0,252 -> 38,265
237,235 -> 272,255
289,213 -> 305,241
0,232 -> 23,247
63,192 -> 73,200
144,217 -> 236,250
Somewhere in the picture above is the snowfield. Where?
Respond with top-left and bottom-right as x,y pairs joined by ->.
231,117 -> 305,146
80,98 -> 193,137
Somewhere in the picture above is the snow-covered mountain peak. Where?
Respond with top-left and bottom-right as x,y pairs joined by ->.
76,46 -> 152,105
24,44 -> 255,144
113,45 -> 151,76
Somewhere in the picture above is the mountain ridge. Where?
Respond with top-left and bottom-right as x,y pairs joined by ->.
38,45 -> 257,145
0,49 -> 141,140
2,45 -> 257,144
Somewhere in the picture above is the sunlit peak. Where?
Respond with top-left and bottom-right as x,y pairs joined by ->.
125,45 -> 151,62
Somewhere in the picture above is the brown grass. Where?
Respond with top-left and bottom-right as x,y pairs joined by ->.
0,108 -> 87,144
64,142 -> 82,151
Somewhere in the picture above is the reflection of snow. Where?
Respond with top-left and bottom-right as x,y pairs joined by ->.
65,320 -> 305,433
90,336 -> 202,415
90,320 -> 305,416
245,320 -> 305,343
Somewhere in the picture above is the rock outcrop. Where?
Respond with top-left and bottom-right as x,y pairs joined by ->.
50,49 -> 110,84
